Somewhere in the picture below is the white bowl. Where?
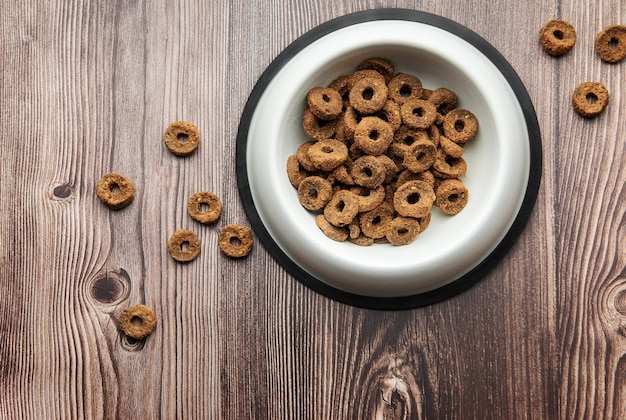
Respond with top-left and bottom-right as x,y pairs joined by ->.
237,9 -> 541,309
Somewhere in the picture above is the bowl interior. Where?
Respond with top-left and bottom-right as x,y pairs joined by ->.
246,20 -> 529,297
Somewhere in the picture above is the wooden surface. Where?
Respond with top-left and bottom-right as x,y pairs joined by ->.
1,0 -> 624,418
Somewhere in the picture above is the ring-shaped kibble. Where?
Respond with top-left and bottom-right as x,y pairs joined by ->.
376,154 -> 399,184
396,169 -> 435,189
163,120 -> 200,156
296,141 -> 318,171
417,211 -> 432,232
315,214 -> 348,242
539,19 -> 577,56
393,180 -> 436,218
349,234 -> 375,247
439,135 -> 464,158
571,82 -> 610,118
96,173 -> 135,210
435,179 -> 469,215
307,87 -> 344,121
349,69 -> 386,88
428,87 -> 458,115
442,109 -> 478,144
302,108 -> 337,140
286,155 -> 310,188
218,224 -> 253,258
351,155 -> 386,189
328,74 -> 352,107
342,106 -> 362,140
432,149 -> 467,179
400,99 -> 437,129
386,217 -> 421,246
403,138 -> 437,173
307,139 -> 349,171
349,185 -> 385,213
348,217 -> 361,239
357,57 -> 395,83
349,77 -> 388,115
387,73 -> 423,105
427,124 -> 441,147
332,164 -> 355,185
167,229 -> 201,263
353,116 -> 394,156
323,190 -> 359,227
187,191 -> 222,224
297,176 -> 333,211
118,304 -> 157,340
595,25 -> 626,63
359,202 -> 394,239
375,100 -> 402,132
390,126 -> 428,159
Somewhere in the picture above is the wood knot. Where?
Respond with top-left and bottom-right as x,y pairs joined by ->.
378,373 -> 410,419
52,183 -> 74,199
90,268 -> 130,306
614,289 -> 626,316
120,334 -> 147,352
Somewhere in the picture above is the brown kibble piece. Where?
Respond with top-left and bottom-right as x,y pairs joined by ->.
428,87 -> 458,115
387,73 -> 422,105
439,135 -> 464,158
307,87 -> 344,120
187,192 -> 222,224
302,108 -> 337,140
307,139 -> 349,171
357,57 -> 395,83
315,214 -> 348,242
403,137 -> 437,173
96,173 -> 135,210
163,120 -> 200,156
386,217 -> 421,246
571,82 -> 610,118
393,180 -> 436,218
168,229 -> 201,263
539,19 -> 577,56
435,179 -> 469,215
118,304 -> 157,340
442,109 -> 478,144
298,176 -> 333,211
595,24 -> 626,63
349,77 -> 388,115
323,190 -> 359,227
432,149 -> 467,179
360,202 -> 394,239
400,99 -> 437,129
218,224 -> 253,258
353,116 -> 394,156
351,155 -> 386,189
286,155 -> 310,188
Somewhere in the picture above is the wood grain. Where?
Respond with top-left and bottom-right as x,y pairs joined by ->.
1,0 -> 624,418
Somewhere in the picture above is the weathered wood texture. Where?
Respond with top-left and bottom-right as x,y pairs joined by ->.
1,0 -> 624,418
